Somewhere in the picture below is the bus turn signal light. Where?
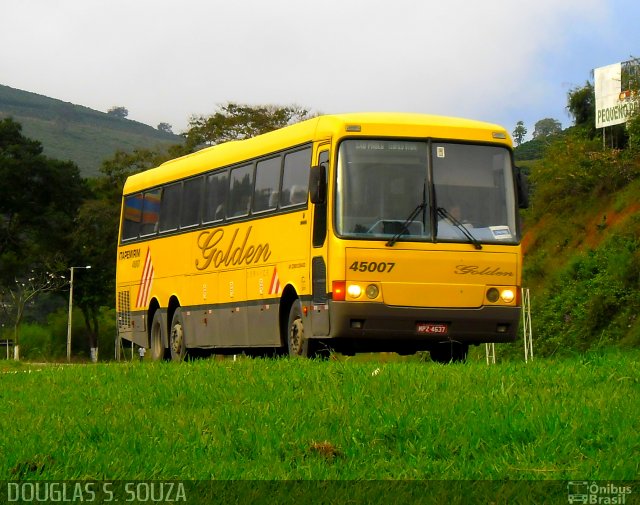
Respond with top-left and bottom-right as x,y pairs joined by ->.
332,281 -> 346,301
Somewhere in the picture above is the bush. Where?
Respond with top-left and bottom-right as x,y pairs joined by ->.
529,136 -> 637,219
17,323 -> 56,361
532,230 -> 640,355
7,306 -> 118,361
627,112 -> 640,153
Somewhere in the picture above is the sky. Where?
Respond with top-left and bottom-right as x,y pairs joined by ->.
1,0 -> 639,139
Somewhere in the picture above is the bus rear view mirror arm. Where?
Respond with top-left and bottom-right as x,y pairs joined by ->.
309,165 -> 327,204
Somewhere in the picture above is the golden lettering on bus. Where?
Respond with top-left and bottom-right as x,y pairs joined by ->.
196,226 -> 272,271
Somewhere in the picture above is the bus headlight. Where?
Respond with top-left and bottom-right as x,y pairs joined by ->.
347,284 -> 362,298
501,289 -> 515,303
366,284 -> 379,299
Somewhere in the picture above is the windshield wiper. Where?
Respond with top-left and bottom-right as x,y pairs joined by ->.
437,207 -> 483,250
386,202 -> 427,247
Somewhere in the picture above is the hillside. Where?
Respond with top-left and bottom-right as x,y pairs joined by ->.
0,84 -> 182,177
513,128 -> 640,357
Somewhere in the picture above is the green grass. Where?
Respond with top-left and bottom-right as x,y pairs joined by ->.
1,350 -> 638,485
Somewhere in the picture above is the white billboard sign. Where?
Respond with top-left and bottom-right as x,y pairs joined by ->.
595,62 -> 639,129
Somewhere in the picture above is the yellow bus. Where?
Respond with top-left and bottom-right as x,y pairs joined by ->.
116,112 -> 528,362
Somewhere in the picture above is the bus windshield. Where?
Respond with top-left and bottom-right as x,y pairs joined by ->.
335,139 -> 518,245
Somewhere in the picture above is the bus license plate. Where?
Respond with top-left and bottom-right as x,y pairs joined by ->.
417,323 -> 448,335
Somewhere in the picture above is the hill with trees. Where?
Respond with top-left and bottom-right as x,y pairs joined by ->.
0,84 -> 182,176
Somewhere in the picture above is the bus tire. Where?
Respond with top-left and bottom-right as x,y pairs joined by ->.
150,311 -> 167,361
286,300 -> 329,359
169,308 -> 187,362
429,342 -> 468,364
287,300 -> 310,357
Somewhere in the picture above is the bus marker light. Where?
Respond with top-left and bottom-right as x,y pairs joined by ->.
486,288 -> 500,303
332,281 -> 346,301
366,284 -> 379,299
346,125 -> 361,132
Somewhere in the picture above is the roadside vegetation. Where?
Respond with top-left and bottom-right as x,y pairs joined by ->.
505,82 -> 640,358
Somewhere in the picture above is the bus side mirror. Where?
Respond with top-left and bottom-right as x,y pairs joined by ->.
516,167 -> 529,209
309,165 -> 327,204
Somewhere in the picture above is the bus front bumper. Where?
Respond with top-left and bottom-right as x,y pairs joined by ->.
323,301 -> 521,347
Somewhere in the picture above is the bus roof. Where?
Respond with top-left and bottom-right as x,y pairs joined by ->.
123,112 -> 511,195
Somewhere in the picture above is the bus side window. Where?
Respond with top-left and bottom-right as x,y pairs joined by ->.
253,156 -> 281,213
281,147 -> 311,208
140,189 -> 162,236
159,183 -> 181,233
204,171 -> 228,223
121,193 -> 143,241
181,176 -> 203,228
228,164 -> 254,218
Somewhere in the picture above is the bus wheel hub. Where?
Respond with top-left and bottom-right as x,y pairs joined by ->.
290,319 -> 304,355
171,325 -> 183,353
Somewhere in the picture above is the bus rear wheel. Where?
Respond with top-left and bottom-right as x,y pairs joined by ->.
429,342 -> 468,363
169,308 -> 187,362
150,311 -> 167,361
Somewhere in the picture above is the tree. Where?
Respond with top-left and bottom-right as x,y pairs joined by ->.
0,118 -> 86,282
0,265 -> 67,360
98,148 -> 167,203
182,102 -> 312,153
627,106 -> 640,152
533,118 -> 562,139
567,81 -> 629,147
512,121 -> 527,146
68,198 -> 119,356
0,118 -> 88,358
567,82 -> 595,128
107,106 -> 129,119
157,122 -> 173,134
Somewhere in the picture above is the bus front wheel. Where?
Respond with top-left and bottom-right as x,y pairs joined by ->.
169,308 -> 187,362
286,300 -> 329,359
287,300 -> 308,357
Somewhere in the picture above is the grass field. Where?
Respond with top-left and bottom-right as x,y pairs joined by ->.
1,349 -> 638,502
